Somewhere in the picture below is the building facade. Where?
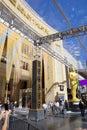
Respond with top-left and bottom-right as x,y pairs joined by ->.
0,0 -> 81,106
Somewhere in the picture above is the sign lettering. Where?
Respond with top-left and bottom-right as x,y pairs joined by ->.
9,0 -> 49,34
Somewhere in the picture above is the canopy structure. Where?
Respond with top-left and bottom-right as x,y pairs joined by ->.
77,69 -> 87,79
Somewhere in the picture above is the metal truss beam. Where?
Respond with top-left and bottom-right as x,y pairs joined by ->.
0,2 -> 81,67
0,3 -> 71,67
36,25 -> 87,45
39,44 -> 72,67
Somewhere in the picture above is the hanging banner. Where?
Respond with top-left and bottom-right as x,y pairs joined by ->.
0,31 -> 7,60
13,38 -> 25,85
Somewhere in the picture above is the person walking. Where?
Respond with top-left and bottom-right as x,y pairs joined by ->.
54,101 -> 60,115
55,92 -> 60,102
64,100 -> 69,111
0,101 -> 2,113
42,102 -> 47,118
79,99 -> 85,118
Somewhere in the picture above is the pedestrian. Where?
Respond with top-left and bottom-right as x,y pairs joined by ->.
7,97 -> 11,110
4,98 -> 8,111
59,100 -> 63,113
42,102 -> 47,118
49,101 -> 54,114
64,100 -> 69,111
0,101 -> 2,113
55,92 -> 60,102
79,99 -> 85,118
54,101 -> 60,115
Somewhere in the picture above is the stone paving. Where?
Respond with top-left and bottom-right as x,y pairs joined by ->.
30,113 -> 87,130
9,110 -> 87,130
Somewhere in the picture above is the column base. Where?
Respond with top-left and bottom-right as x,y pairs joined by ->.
69,101 -> 80,112
28,109 -> 44,121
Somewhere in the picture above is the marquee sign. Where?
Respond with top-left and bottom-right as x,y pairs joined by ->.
9,0 -> 49,34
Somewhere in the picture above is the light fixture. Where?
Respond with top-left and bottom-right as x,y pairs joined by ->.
59,84 -> 64,91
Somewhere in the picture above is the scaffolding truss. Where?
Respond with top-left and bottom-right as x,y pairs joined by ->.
1,2 -> 87,67
36,25 -> 87,45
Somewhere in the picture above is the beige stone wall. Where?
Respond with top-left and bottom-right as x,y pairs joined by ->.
44,41 -> 68,103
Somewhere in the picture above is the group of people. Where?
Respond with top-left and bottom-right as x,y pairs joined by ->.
0,92 -> 86,130
42,92 -> 69,117
42,91 -> 87,118
53,92 -> 69,114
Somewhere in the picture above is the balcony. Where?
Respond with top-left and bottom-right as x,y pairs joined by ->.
20,69 -> 30,80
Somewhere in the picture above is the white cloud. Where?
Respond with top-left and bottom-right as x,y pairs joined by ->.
72,7 -> 75,12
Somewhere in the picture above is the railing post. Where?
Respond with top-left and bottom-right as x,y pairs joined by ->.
27,123 -> 30,130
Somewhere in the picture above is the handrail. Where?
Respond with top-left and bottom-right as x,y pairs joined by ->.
9,114 -> 41,130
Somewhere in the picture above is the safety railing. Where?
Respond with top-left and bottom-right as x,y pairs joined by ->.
9,115 -> 41,130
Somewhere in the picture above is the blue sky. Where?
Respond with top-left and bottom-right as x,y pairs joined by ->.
25,0 -> 87,68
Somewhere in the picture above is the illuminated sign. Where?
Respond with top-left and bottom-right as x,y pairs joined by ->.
79,79 -> 87,86
9,0 -> 49,34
